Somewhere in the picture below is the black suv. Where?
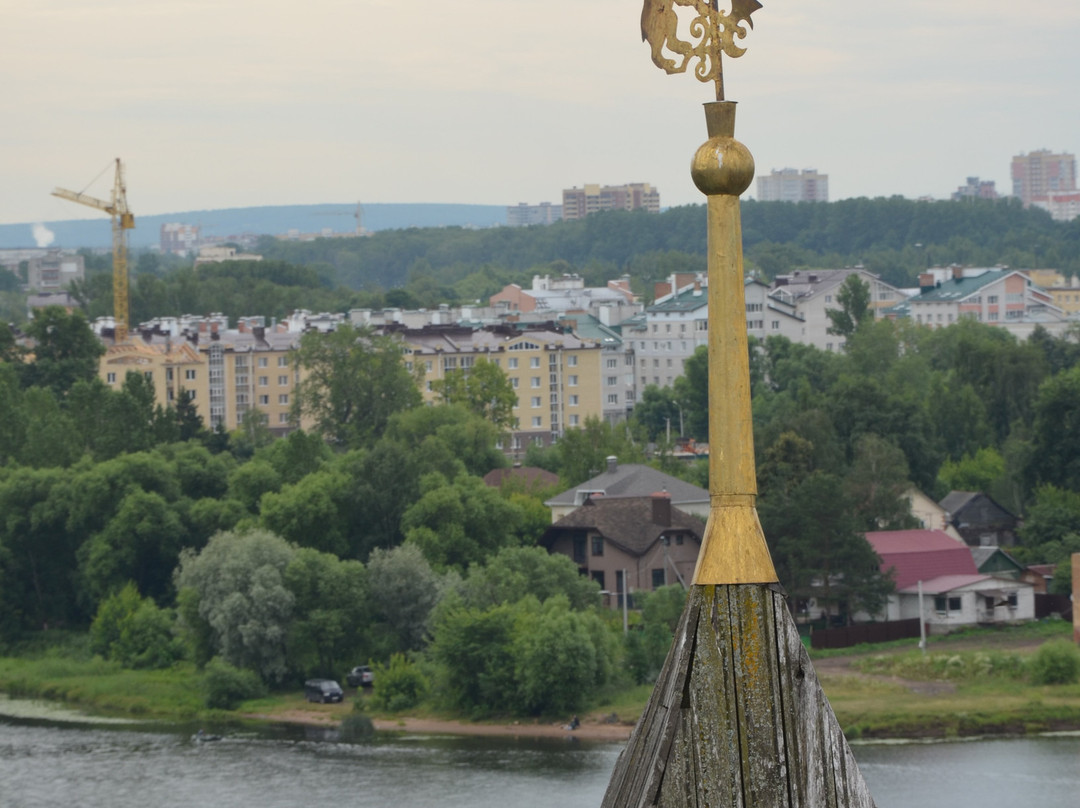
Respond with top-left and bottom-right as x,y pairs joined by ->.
346,665 -> 374,688
304,678 -> 344,703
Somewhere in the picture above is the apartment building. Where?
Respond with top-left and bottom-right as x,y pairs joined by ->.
388,322 -> 604,459
25,250 -> 85,292
561,183 -> 660,221
489,273 -> 642,327
1012,150 -> 1076,207
506,202 -> 562,226
98,316 -> 303,436
756,168 -> 829,203
629,277 -> 709,390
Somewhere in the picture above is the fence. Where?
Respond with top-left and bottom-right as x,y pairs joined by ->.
1035,593 -> 1073,620
810,618 -> 923,650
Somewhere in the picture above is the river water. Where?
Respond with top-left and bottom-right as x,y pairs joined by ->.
1,716 -> 1079,808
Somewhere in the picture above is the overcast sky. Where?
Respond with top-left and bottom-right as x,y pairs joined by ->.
4,0 -> 1079,227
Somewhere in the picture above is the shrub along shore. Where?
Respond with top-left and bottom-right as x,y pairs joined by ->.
2,622 -> 1079,741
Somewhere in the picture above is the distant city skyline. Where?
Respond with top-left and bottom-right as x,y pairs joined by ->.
4,1 -> 1078,226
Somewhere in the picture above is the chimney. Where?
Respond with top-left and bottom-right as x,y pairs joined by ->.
606,455 -> 617,474
651,490 -> 672,527
952,265 -> 964,281
237,319 -> 247,333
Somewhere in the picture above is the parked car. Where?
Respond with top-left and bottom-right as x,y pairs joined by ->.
346,665 -> 374,688
304,678 -> 344,704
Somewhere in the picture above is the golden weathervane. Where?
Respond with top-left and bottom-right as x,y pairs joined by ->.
641,0 -> 762,100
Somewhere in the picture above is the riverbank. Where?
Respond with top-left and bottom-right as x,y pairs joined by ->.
2,621 -> 1078,742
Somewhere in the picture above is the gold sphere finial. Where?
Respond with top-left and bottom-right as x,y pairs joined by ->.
691,101 -> 755,197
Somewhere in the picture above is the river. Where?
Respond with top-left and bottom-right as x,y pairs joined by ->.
1,716 -> 1079,807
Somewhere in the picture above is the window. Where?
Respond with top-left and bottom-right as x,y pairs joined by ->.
443,357 -> 457,371
607,394 -> 619,404
278,356 -> 288,367
568,375 -> 578,386
530,357 -> 540,368
569,414 -> 579,426
258,394 -> 270,405
653,359 -> 660,368
569,394 -> 578,406
258,376 -> 269,386
278,412 -> 290,424
591,570 -> 605,589
531,416 -> 542,427
825,295 -> 832,303
278,375 -> 288,385
573,535 -> 587,563
510,377 -> 519,388
665,324 -> 671,333
652,569 -> 666,589
106,372 -> 116,384
934,595 -> 962,613
531,396 -> 541,407
607,376 -> 617,385
569,355 -> 578,367
258,357 -> 268,368
771,321 -> 780,330
531,376 -> 541,388
425,360 -> 433,372
166,368 -> 174,381
591,536 -> 604,556
508,357 -> 518,369
1007,592 -> 1018,608
606,358 -> 617,368
278,394 -> 289,405
988,295 -> 998,304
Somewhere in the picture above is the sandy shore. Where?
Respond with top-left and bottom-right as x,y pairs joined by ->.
370,716 -> 633,741
250,708 -> 633,741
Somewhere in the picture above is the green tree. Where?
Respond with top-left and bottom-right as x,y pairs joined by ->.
77,489 -> 189,609
544,416 -> 645,488
402,473 -> 524,572
366,543 -> 444,657
844,434 -> 916,531
283,547 -> 368,677
459,546 -> 601,611
18,306 -> 105,396
90,582 -> 182,669
825,274 -> 871,338
174,528 -> 296,682
291,325 -> 422,448
431,358 -> 517,430
1030,365 -> 1080,490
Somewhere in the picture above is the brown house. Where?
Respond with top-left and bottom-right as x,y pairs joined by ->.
939,491 -> 1020,547
540,493 -> 704,607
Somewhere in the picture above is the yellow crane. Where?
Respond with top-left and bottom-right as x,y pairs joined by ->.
52,158 -> 135,343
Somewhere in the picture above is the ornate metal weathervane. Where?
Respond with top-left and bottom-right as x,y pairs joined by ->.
641,0 -> 762,99
603,6 -> 878,806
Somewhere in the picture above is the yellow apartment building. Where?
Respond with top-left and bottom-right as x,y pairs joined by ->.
391,322 -> 605,460
99,318 -> 305,436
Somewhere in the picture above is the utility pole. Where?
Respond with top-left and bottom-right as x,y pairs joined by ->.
603,4 -> 877,806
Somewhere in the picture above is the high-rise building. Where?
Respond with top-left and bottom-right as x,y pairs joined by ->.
506,202 -> 562,226
1011,150 -> 1076,207
951,177 -> 999,201
160,223 -> 199,256
561,183 -> 660,221
756,168 -> 829,202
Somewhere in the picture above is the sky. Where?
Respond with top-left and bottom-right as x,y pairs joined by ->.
4,1 -> 1080,227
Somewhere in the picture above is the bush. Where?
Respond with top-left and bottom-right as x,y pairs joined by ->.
370,653 -> 428,712
1029,640 -> 1080,685
201,658 -> 267,709
90,583 -> 182,669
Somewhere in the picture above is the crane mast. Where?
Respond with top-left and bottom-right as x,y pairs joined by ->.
52,158 -> 135,343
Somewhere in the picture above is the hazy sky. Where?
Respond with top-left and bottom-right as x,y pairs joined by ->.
5,1 -> 1079,226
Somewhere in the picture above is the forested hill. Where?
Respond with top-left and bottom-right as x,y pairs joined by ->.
257,197 -> 1080,293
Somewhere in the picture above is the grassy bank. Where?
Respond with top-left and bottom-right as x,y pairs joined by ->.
2,622 -> 1079,740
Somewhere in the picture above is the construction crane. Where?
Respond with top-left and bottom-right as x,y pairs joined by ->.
52,158 -> 135,342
